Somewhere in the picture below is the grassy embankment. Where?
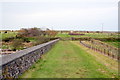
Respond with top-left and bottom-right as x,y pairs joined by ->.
103,40 -> 120,48
20,41 -> 118,78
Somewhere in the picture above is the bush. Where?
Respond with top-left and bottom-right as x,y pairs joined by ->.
11,39 -> 24,51
17,27 -> 43,37
21,37 -> 30,43
2,37 -> 15,42
15,36 -> 31,43
33,36 -> 51,46
46,30 -> 58,37
4,31 -> 7,33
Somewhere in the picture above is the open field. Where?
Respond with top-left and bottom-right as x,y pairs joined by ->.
1,31 -> 119,40
1,31 -> 119,52
103,41 -> 120,48
0,32 -> 17,40
56,33 -> 119,38
56,32 -> 119,48
20,41 -> 118,78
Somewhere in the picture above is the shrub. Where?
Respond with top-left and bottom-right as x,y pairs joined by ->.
15,36 -> 31,43
11,39 -> 24,51
4,31 -> 7,33
33,36 -> 50,46
17,27 -> 43,37
2,37 -> 15,42
46,30 -> 58,37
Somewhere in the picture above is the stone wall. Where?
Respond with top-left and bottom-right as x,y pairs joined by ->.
0,39 -> 59,79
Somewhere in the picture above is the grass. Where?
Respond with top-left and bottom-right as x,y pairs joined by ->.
1,32 -> 17,40
103,41 -> 120,48
56,33 -> 119,38
20,41 -> 118,78
1,31 -> 119,40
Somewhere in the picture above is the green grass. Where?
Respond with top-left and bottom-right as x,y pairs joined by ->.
1,32 -> 17,40
103,41 -> 120,48
56,33 -> 119,38
20,41 -> 118,78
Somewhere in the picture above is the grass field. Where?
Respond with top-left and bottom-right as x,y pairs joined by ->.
0,32 -> 17,40
56,33 -> 118,38
1,32 -> 118,40
103,41 -> 120,48
20,41 -> 118,78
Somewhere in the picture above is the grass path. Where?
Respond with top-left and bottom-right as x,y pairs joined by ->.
20,41 -> 118,78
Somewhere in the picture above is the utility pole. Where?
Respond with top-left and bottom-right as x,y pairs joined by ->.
102,23 -> 104,33
52,26 -> 53,31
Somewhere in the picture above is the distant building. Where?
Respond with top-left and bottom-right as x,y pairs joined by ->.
40,28 -> 50,31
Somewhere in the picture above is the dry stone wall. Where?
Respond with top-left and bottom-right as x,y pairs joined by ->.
0,39 -> 59,79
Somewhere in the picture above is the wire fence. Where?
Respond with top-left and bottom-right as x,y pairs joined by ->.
80,39 -> 119,60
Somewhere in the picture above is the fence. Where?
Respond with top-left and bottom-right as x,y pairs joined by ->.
80,39 -> 119,60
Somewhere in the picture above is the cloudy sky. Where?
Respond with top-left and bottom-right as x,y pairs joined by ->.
0,0 -> 119,31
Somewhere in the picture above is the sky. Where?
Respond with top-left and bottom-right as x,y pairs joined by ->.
0,0 -> 119,31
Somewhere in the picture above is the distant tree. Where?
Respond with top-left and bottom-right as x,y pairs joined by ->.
96,31 -> 100,33
46,30 -> 58,37
28,28 -> 41,37
87,31 -> 89,33
46,28 -> 50,31
4,31 -> 7,33
17,28 -> 28,37
17,27 -> 43,37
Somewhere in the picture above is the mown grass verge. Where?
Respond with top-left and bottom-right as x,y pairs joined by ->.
20,41 -> 118,78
